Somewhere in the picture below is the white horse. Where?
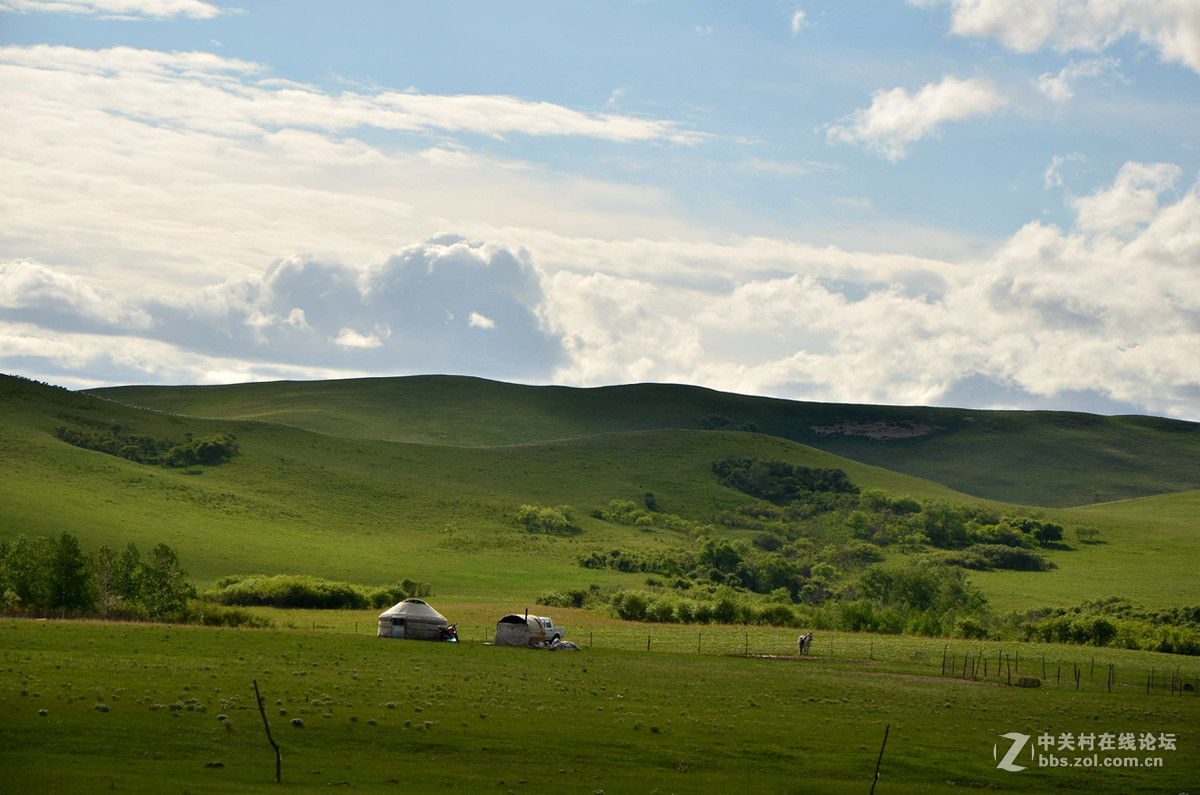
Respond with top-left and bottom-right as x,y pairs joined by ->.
798,631 -> 813,656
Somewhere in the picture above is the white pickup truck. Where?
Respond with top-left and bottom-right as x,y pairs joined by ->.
534,616 -> 566,642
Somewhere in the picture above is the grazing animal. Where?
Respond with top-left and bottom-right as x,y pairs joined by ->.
798,631 -> 813,656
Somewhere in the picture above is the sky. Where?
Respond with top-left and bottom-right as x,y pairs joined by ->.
2,1 -> 1199,420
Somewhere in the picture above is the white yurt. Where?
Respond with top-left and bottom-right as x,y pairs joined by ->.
377,598 -> 449,640
492,613 -> 548,647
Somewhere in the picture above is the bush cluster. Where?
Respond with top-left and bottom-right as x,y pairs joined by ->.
1013,598 -> 1200,655
712,457 -> 858,503
596,562 -> 994,638
515,505 -> 580,535
54,424 -> 239,469
202,574 -> 431,610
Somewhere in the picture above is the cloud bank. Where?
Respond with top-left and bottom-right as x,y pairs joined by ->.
3,165 -> 1198,418
0,0 -> 224,19
915,0 -> 1200,74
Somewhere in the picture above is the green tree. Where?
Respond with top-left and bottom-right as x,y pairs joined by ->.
89,545 -> 121,617
115,542 -> 144,607
142,543 -> 193,616
0,535 -> 51,608
46,533 -> 91,613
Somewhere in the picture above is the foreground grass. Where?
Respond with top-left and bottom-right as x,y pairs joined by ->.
3,618 -> 1197,793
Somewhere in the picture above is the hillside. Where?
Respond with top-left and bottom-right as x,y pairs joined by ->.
3,372 -> 1199,615
93,375 -> 1200,507
1,373 -> 972,596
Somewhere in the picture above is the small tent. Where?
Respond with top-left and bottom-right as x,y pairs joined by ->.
377,599 -> 449,640
492,613 -> 548,647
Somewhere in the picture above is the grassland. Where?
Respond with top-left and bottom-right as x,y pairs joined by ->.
4,372 -> 1200,611
4,372 -> 1200,792
3,618 -> 1198,793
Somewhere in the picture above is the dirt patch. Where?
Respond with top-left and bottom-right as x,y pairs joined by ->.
810,421 -> 941,440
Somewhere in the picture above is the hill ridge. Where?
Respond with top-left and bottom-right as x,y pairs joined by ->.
88,374 -> 1200,508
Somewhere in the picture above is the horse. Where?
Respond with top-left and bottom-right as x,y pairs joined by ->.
798,631 -> 813,656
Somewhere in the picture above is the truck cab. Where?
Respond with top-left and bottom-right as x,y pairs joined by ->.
535,616 -> 565,641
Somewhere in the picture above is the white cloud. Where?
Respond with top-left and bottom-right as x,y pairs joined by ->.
1035,56 -> 1122,103
0,44 -> 706,292
0,45 -> 702,144
0,0 -> 225,19
825,76 -> 1006,161
916,0 -> 1200,74
791,9 -> 808,35
1043,152 -> 1086,189
469,312 -> 497,329
1070,161 -> 1181,233
333,328 -> 386,349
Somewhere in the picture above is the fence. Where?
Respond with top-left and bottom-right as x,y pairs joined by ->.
1146,669 -> 1199,695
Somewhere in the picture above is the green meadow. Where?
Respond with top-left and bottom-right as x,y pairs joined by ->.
3,372 -> 1200,791
3,618 -> 1197,793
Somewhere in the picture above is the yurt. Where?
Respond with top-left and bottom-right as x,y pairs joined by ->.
492,613 -> 548,647
377,599 -> 449,640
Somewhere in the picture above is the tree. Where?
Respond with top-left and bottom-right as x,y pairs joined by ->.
46,533 -> 91,613
142,543 -> 193,616
0,535 -> 51,608
699,539 -> 742,574
116,542 -> 144,607
1032,521 -> 1064,545
90,545 -> 121,617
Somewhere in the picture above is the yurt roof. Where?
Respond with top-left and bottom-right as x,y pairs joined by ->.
379,598 -> 447,622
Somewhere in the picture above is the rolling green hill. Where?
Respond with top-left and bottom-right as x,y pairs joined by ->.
93,375 -> 1200,507
3,372 -> 1199,612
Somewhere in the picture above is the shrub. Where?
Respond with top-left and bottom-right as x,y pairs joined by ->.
203,574 -> 429,610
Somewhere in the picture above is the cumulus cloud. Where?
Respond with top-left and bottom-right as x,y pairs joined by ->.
3,166 -> 1200,419
541,163 -> 1200,418
825,76 -> 1006,161
0,238 -> 566,382
1070,161 -> 1181,233
0,0 -> 225,18
915,0 -> 1200,74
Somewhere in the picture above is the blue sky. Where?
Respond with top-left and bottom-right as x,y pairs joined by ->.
2,1 -> 1199,419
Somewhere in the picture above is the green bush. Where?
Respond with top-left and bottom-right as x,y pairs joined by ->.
203,574 -> 429,610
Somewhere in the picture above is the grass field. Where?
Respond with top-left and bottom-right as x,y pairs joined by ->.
4,372 -> 1200,792
2,617 -> 1197,793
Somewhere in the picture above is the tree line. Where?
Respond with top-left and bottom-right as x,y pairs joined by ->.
1,533 -> 196,619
